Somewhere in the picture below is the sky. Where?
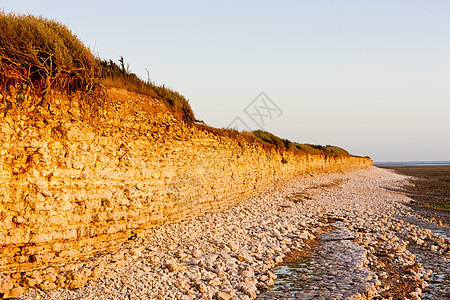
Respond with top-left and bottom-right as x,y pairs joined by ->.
2,1 -> 450,162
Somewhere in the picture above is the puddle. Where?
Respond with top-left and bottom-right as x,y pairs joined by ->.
258,257 -> 312,299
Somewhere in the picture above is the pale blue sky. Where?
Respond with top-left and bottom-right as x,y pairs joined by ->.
3,1 -> 450,162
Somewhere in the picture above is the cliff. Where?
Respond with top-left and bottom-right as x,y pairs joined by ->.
0,85 -> 372,291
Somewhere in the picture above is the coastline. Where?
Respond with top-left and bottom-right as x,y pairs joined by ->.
21,167 -> 450,299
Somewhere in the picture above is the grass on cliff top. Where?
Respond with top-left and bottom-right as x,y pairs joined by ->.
99,59 -> 195,123
1,12 -> 354,157
0,12 -> 99,94
0,11 -> 195,123
252,130 -> 350,156
197,127 -> 352,156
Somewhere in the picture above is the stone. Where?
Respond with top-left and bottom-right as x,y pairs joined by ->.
192,249 -> 202,258
12,215 -> 28,225
237,283 -> 257,298
38,280 -> 57,290
265,278 -> 275,286
227,242 -> 238,252
215,291 -> 231,300
196,281 -> 208,293
174,250 -> 187,259
20,276 -> 36,288
274,255 -> 284,263
130,248 -> 142,258
92,266 -> 103,280
267,271 -> 277,280
147,255 -> 160,264
208,277 -> 221,286
239,270 -> 253,278
2,285 -> 24,299
66,270 -> 90,289
166,263 -> 187,272
0,273 -> 13,294
256,281 -> 269,291
237,252 -> 250,262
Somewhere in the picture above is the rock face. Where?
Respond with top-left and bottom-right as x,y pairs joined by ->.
0,86 -> 372,290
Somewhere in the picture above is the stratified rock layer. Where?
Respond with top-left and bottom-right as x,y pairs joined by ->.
0,86 -> 372,291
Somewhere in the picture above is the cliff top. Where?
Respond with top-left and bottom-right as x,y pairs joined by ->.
0,11 -> 357,158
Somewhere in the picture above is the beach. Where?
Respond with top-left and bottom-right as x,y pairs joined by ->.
21,167 -> 450,300
2,6 -> 449,300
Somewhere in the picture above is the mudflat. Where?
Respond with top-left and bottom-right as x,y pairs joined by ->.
377,165 -> 450,225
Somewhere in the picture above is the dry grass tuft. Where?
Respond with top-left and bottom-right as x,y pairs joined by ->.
0,11 -> 99,95
99,59 -> 195,123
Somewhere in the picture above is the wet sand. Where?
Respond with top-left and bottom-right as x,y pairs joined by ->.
377,165 -> 450,225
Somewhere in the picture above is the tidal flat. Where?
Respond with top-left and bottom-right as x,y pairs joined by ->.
378,165 -> 450,226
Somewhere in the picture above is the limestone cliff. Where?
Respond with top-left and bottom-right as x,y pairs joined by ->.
0,85 -> 372,290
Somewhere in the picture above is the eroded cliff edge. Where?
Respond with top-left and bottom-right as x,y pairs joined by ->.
0,86 -> 372,291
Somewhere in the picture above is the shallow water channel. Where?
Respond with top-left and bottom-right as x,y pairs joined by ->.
258,257 -> 313,299
258,216 -> 450,299
258,222 -> 373,299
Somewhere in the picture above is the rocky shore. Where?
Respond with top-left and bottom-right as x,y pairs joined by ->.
17,167 -> 449,300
